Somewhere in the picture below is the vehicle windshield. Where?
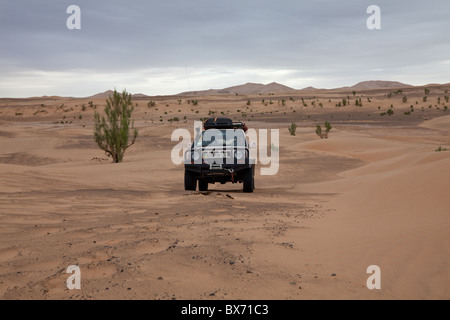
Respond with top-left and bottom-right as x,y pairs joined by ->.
195,129 -> 246,148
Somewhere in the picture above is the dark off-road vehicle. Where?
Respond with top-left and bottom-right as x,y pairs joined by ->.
184,118 -> 255,193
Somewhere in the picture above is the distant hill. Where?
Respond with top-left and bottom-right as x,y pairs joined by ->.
132,93 -> 151,98
179,82 -> 296,96
350,80 -> 412,90
87,90 -> 150,99
298,86 -> 321,91
178,81 -> 414,96
85,80 -> 444,100
88,90 -> 115,99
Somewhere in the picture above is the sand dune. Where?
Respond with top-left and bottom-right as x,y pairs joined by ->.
0,87 -> 449,300
291,125 -> 450,299
350,80 -> 412,90
179,82 -> 296,96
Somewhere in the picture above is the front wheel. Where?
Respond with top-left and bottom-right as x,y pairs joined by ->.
198,180 -> 209,192
242,167 -> 254,193
185,170 -> 196,191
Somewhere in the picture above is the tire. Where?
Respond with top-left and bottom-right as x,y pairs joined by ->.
243,167 -> 254,193
184,170 -> 196,191
198,180 -> 209,192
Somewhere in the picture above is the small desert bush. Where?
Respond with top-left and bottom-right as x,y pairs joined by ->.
288,123 -> 297,136
94,89 -> 138,163
316,121 -> 332,139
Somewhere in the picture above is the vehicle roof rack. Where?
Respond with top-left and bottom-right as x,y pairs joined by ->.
203,117 -> 247,131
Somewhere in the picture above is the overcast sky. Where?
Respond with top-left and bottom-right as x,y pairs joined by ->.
1,0 -> 449,97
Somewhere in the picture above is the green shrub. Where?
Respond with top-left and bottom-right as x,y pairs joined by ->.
316,121 -> 332,139
94,89 -> 138,163
288,123 -> 297,136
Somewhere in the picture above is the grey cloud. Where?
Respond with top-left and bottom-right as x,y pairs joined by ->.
0,0 -> 449,97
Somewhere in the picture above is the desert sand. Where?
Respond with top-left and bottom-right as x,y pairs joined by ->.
0,83 -> 449,300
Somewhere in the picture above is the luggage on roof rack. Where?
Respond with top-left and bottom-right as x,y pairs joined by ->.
203,117 -> 247,131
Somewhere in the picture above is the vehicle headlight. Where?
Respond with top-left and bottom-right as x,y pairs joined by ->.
235,150 -> 245,160
193,151 -> 201,162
